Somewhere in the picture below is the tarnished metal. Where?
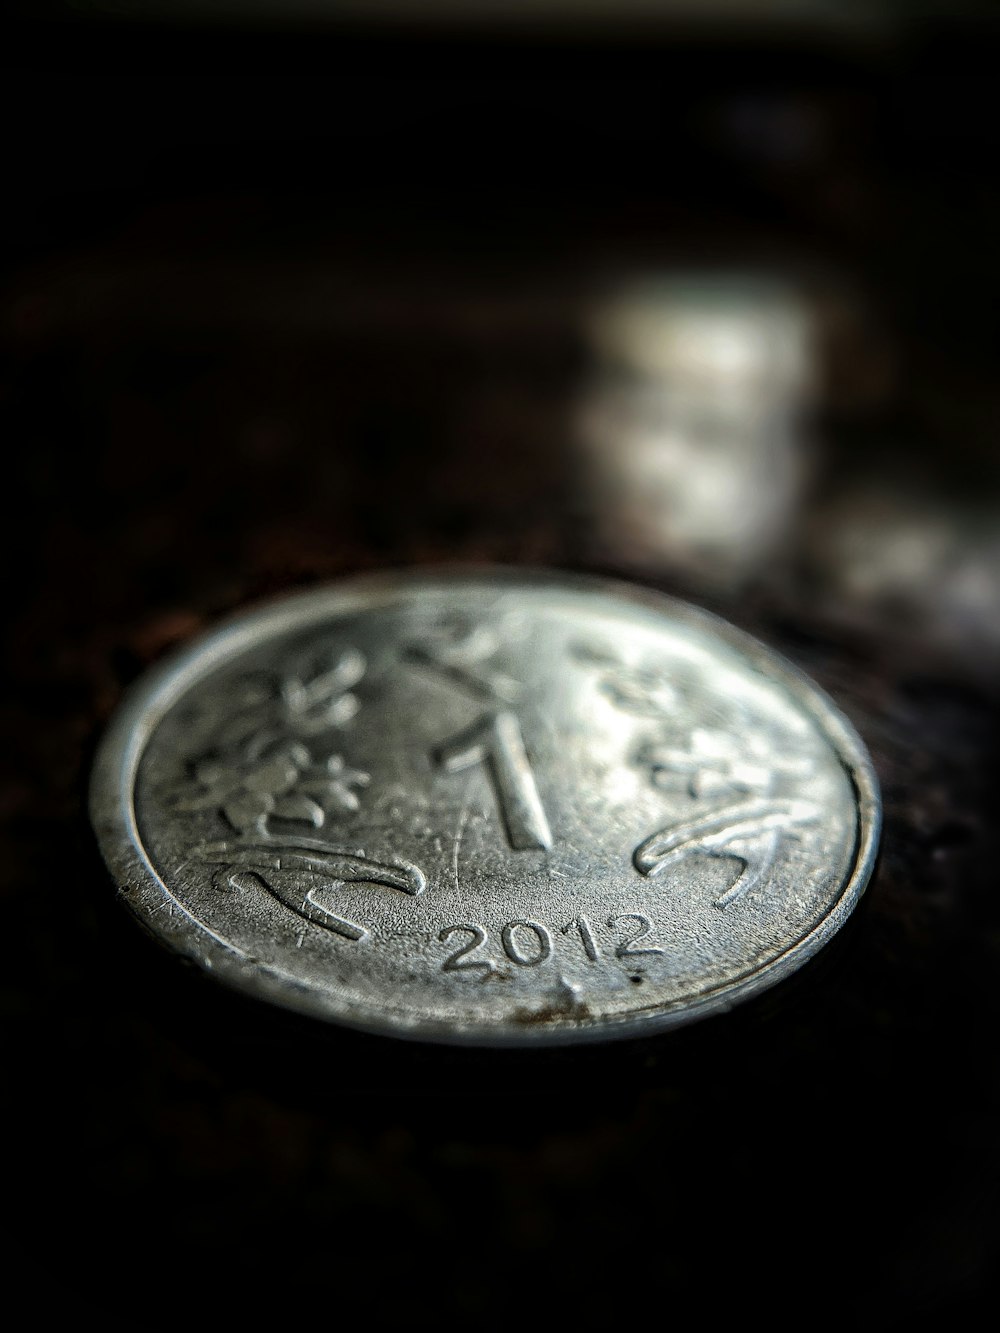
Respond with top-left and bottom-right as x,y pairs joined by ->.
90,570 -> 880,1044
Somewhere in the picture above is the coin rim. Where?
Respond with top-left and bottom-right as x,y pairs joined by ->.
89,567 -> 882,1046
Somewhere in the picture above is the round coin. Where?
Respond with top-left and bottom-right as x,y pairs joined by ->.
90,570 -> 880,1045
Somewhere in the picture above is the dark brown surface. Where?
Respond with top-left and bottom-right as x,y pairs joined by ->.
3,12 -> 999,1328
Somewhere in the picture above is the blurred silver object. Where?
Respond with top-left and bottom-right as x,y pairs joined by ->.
90,570 -> 879,1045
578,274 -> 813,589
808,485 -> 1000,663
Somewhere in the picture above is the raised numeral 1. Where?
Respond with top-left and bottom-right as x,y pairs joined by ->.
435,710 -> 552,851
561,914 -> 600,961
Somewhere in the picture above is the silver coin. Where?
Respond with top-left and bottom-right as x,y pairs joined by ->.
90,570 -> 880,1045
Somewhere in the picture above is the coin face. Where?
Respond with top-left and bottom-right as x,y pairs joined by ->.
90,570 -> 880,1045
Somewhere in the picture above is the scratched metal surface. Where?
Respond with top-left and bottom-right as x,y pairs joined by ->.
91,573 -> 878,1043
4,10 -> 1000,1330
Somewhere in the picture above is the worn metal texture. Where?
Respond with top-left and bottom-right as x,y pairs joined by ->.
91,572 -> 879,1043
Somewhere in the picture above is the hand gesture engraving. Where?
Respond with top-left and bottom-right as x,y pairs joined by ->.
634,798 -> 818,908
166,642 -> 413,940
631,722 -> 819,908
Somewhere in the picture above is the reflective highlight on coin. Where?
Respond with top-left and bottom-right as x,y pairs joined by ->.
90,571 -> 880,1045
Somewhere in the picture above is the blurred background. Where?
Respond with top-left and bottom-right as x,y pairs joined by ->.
3,2 -> 999,1327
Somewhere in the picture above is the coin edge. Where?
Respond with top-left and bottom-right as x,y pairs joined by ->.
88,566 -> 882,1046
